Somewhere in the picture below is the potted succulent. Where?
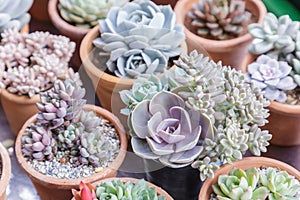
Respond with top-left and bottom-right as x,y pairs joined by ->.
0,0 -> 33,35
48,0 -> 128,70
198,157 -> 300,200
0,142 -> 11,200
71,178 -> 173,200
174,0 -> 267,69
0,29 -> 75,135
15,74 -> 128,200
80,0 -> 186,128
244,13 -> 300,146
120,50 -> 271,199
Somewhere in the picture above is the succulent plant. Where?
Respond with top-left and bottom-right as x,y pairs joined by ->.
58,0 -> 128,28
260,167 -> 300,200
129,90 -> 214,168
95,179 -> 166,200
0,0 -> 33,32
246,55 -> 297,102
72,181 -> 97,200
187,0 -> 252,40
212,167 -> 269,200
0,29 -> 75,97
191,157 -> 219,181
93,0 -> 185,78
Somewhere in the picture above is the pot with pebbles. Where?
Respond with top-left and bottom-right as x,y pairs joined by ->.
0,29 -> 75,135
174,0 -> 267,69
199,157 -> 300,200
48,0 -> 128,70
245,13 -> 300,146
71,178 -> 173,200
80,0 -> 186,129
120,50 -> 271,200
0,143 -> 11,200
15,74 -> 127,200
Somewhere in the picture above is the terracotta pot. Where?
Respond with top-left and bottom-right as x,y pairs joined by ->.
15,104 -> 128,200
241,53 -> 300,146
20,24 -> 30,34
151,0 -> 178,8
48,0 -> 90,71
198,157 -> 300,200
30,0 -> 50,21
174,0 -> 267,70
1,89 -> 39,135
0,143 -> 11,200
72,177 -> 174,200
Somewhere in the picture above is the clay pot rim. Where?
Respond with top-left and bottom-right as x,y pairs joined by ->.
20,24 -> 30,34
0,143 -> 11,196
1,89 -> 40,104
174,0 -> 266,50
199,156 -> 300,200
48,0 -> 90,37
15,104 -> 128,189
77,177 -> 174,200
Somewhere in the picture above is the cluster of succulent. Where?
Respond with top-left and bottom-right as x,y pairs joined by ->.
0,29 -> 75,97
93,0 -> 185,79
120,50 -> 271,180
21,75 -> 120,168
248,13 -> 300,87
72,180 -> 167,200
0,0 -> 33,33
187,0 -> 252,40
58,0 -> 128,28
212,167 -> 300,200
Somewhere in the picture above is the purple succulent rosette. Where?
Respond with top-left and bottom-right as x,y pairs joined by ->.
247,55 -> 297,102
129,91 -> 213,168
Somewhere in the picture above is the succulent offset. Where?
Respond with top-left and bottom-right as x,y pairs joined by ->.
0,29 -> 75,97
246,55 -> 297,103
187,0 -> 252,40
93,0 -> 185,78
0,0 -> 33,32
248,13 -> 300,87
21,75 -> 121,170
72,181 -> 97,200
58,0 -> 128,28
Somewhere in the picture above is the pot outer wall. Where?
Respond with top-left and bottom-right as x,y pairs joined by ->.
0,143 -> 11,200
30,0 -> 50,21
198,157 -> 300,200
144,159 -> 202,200
151,0 -> 178,8
241,53 -> 300,146
174,0 -> 267,70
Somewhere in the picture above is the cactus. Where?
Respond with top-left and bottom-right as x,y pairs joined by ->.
188,0 -> 251,40
58,0 -> 128,28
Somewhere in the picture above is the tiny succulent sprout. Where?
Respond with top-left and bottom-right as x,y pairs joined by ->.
0,0 -> 33,32
187,0 -> 252,40
72,181 -> 97,200
212,168 -> 269,200
247,55 -> 297,103
58,0 -> 128,28
93,0 -> 185,78
129,90 -> 214,168
260,167 -> 300,200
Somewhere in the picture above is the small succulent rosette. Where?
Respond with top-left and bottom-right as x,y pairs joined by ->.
212,167 -> 300,200
120,50 -> 271,181
92,0 -> 185,79
0,0 -> 33,32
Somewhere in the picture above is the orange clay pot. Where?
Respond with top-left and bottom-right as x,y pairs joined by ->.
174,0 -> 267,70
29,0 -> 50,21
20,24 -> 29,33
72,177 -> 174,200
241,53 -> 300,146
15,104 -> 127,200
48,0 -> 90,71
0,143 -> 11,200
151,0 -> 178,8
1,89 -> 39,135
198,157 -> 300,200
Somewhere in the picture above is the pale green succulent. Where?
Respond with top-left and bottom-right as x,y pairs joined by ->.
212,168 -> 269,200
96,179 -> 167,200
191,157 -> 219,181
260,167 -> 300,200
58,0 -> 128,28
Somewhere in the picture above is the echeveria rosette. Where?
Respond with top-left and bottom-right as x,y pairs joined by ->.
130,91 -> 214,168
247,55 -> 297,103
